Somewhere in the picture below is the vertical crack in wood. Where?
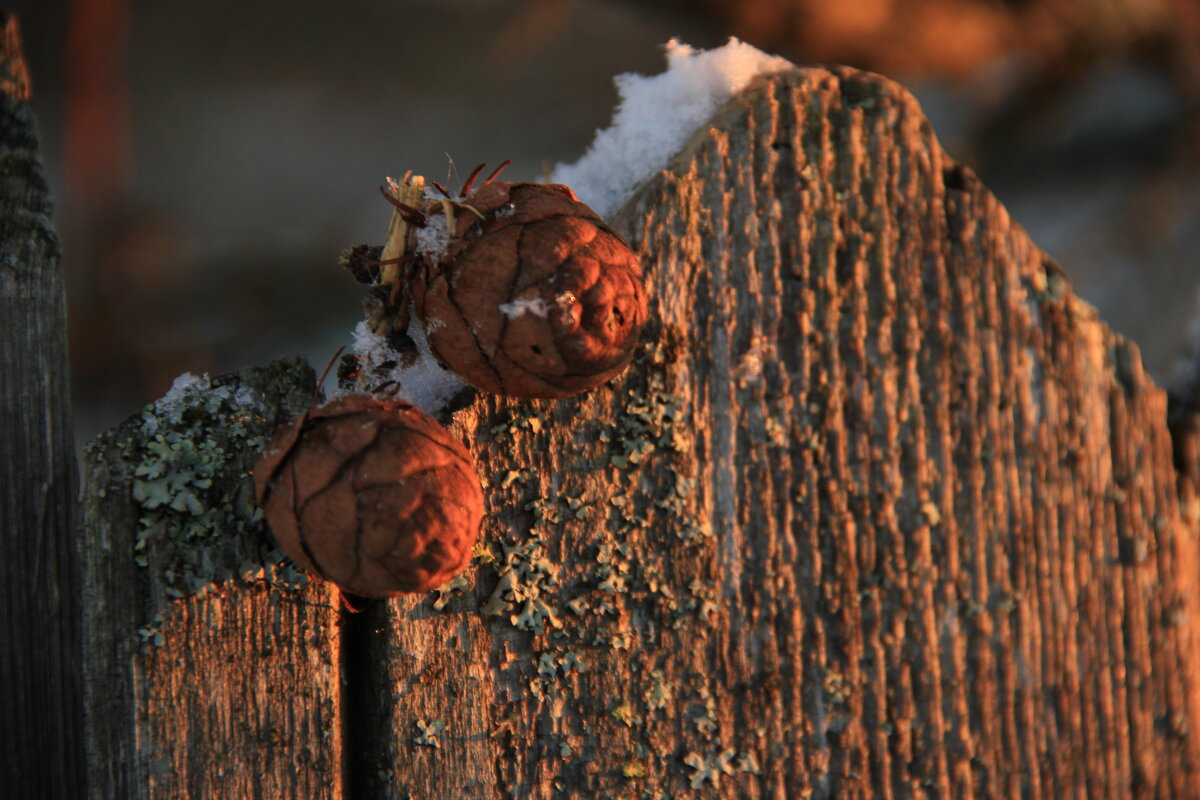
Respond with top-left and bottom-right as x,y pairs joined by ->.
338,600 -> 378,800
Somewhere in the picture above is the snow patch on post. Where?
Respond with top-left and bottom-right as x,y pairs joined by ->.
349,317 -> 466,417
147,372 -> 263,436
551,38 -> 794,218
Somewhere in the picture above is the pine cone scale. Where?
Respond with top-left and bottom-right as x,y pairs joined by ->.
297,477 -> 362,585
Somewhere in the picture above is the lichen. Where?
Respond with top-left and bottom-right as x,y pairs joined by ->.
480,537 -> 562,633
611,700 -> 639,727
488,405 -> 548,444
105,359 -> 315,603
823,669 -> 851,706
413,718 -> 446,748
682,749 -> 734,788
432,573 -> 473,611
644,670 -> 672,712
690,684 -> 719,736
135,613 -> 165,649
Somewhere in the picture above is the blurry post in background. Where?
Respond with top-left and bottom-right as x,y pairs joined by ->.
0,11 -> 84,800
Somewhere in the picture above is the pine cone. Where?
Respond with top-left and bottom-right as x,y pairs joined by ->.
410,181 -> 647,399
253,394 -> 483,596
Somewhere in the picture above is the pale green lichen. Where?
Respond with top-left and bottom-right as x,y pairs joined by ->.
644,670 -> 672,712
107,360 -> 315,603
488,405 -> 548,443
764,415 -> 789,448
498,468 -> 535,490
413,718 -> 446,748
682,747 -> 762,789
691,685 -> 718,736
481,538 -> 562,633
135,613 -> 165,649
823,669 -> 851,706
551,650 -> 586,676
595,541 -> 632,594
563,491 -> 593,520
683,749 -> 735,789
607,366 -> 689,469
687,579 -> 719,621
432,573 -> 473,611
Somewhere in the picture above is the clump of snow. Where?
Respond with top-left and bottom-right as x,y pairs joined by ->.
551,38 -> 794,218
350,315 -> 466,417
499,297 -> 549,318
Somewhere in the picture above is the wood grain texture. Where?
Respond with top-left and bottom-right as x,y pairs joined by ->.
0,12 -> 84,799
79,359 -> 345,800
79,66 -> 1200,798
351,67 -> 1200,798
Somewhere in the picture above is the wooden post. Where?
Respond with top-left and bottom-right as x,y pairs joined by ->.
79,67 -> 1200,798
78,358 -> 347,799
0,13 -> 85,800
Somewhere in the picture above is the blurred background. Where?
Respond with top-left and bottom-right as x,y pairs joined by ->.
8,0 -> 1200,444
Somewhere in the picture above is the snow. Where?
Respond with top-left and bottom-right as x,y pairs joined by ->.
343,38 -> 793,413
415,212 -> 450,259
144,370 -> 263,435
156,372 -> 211,416
152,371 -> 264,417
552,38 -> 794,218
499,297 -> 549,318
349,315 -> 466,417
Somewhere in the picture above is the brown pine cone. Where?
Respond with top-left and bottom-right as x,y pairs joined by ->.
253,394 -> 483,596
410,180 -> 647,399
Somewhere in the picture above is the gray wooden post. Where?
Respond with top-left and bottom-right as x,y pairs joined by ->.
0,12 -> 85,800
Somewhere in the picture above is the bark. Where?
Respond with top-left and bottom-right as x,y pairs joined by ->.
0,13 -> 85,800
79,67 -> 1200,798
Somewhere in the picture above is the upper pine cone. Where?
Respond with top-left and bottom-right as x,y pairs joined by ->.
410,180 -> 647,399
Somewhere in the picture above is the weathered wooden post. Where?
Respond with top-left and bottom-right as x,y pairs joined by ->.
0,13 -> 85,799
78,66 -> 1200,799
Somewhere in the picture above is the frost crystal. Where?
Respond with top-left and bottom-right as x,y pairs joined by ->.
552,38 -> 794,218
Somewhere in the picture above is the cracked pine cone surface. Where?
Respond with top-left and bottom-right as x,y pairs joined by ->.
411,180 -> 647,399
253,393 -> 483,596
